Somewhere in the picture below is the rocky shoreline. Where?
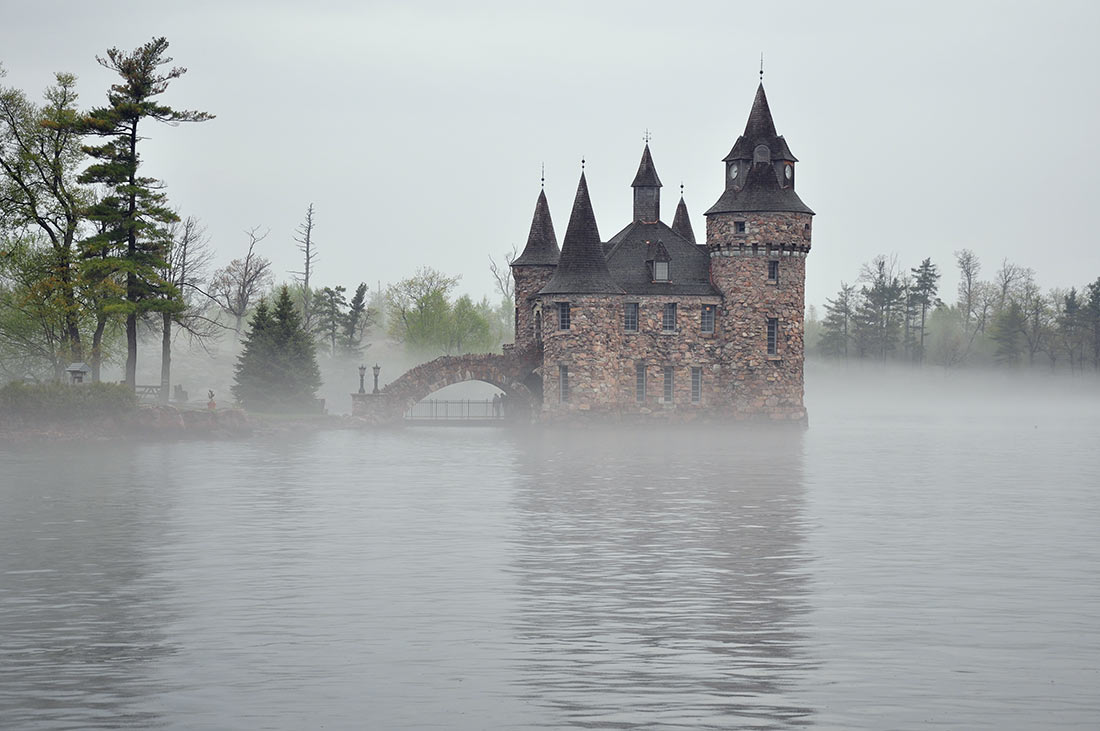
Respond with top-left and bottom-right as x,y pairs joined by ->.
0,404 -> 369,443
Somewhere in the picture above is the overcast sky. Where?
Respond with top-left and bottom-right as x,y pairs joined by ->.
3,0 -> 1098,310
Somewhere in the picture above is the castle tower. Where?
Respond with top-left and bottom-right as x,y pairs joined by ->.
510,188 -> 560,354
705,82 -> 813,421
538,171 -> 624,416
631,143 -> 662,223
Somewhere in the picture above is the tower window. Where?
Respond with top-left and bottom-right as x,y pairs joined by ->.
768,259 -> 779,282
701,304 -> 715,333
654,261 -> 669,281
663,366 -> 674,403
534,310 -> 542,343
559,365 -> 569,403
635,362 -> 646,402
663,303 -> 677,332
557,302 -> 570,330
691,367 -> 702,403
767,317 -> 779,355
735,221 -> 746,234
624,302 -> 639,332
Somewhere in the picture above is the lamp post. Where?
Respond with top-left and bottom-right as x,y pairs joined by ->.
372,364 -> 381,394
358,364 -> 366,394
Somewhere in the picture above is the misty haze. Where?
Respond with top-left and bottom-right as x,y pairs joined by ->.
2,1 -> 1099,730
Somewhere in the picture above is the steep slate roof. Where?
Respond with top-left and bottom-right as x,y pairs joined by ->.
706,160 -> 814,215
511,189 -> 560,266
604,221 -> 718,296
630,143 -> 662,187
671,195 -> 696,244
539,173 -> 624,295
723,83 -> 798,163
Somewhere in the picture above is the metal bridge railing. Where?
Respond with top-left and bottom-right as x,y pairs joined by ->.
404,399 -> 504,421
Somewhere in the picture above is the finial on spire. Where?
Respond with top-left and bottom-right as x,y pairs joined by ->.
643,128 -> 651,144
581,157 -> 585,171
541,162 -> 545,189
680,181 -> 684,198
760,53 -> 764,82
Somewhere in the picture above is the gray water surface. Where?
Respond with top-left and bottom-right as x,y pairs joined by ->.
2,367 -> 1098,729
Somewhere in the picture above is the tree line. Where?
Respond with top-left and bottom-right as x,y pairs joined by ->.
0,38 -> 514,408
812,251 -> 1100,371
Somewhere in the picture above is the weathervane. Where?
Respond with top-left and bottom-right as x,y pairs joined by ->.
760,53 -> 764,81
541,162 -> 545,189
643,129 -> 651,144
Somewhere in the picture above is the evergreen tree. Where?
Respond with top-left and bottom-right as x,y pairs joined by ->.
910,258 -> 940,364
232,286 -> 321,411
341,282 -> 370,357
819,282 -> 856,359
854,256 -> 905,360
1085,277 -> 1100,370
311,285 -> 347,357
990,301 -> 1026,366
78,37 -> 212,388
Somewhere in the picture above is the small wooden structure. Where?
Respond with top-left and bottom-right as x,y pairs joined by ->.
65,362 -> 91,385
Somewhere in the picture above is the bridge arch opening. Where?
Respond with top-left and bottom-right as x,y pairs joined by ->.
353,353 -> 541,424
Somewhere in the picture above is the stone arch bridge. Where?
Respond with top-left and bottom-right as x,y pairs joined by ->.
352,351 -> 540,424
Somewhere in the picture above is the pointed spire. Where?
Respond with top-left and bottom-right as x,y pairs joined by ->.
744,83 -> 778,141
512,188 -> 560,267
723,83 -> 795,163
539,172 -> 623,295
631,143 -> 662,223
631,143 -> 662,188
671,190 -> 696,244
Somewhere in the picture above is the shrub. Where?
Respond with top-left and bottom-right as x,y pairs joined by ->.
0,381 -> 138,422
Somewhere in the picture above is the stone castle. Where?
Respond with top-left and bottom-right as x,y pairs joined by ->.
353,80 -> 813,424
510,81 -> 813,422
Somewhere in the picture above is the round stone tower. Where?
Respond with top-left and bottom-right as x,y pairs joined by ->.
510,188 -> 560,358
704,83 -> 813,421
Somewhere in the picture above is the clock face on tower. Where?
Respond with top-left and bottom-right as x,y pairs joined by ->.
729,163 -> 738,180
785,164 -> 793,180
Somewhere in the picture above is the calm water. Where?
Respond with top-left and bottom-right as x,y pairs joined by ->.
1,366 -> 1098,730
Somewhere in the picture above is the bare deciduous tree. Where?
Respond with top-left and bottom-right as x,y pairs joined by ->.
488,244 -> 518,301
290,203 -> 318,329
210,227 -> 273,334
157,215 -> 220,402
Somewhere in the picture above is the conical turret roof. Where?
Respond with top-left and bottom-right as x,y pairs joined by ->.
723,83 -> 798,163
539,172 -> 623,295
631,143 -> 662,188
511,189 -> 560,267
671,195 -> 696,244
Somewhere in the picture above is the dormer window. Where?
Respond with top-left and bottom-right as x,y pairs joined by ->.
647,240 -> 671,283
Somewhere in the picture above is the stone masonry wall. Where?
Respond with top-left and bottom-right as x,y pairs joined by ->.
512,266 -> 555,353
706,211 -> 812,421
539,293 -> 736,422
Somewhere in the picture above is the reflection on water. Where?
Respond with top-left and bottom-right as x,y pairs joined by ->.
509,430 -> 815,728
0,446 -> 175,730
1,370 -> 1099,730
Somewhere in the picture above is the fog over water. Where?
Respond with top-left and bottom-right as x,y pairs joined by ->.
1,364 -> 1098,729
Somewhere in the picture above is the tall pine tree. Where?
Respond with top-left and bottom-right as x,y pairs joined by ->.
78,37 -> 212,388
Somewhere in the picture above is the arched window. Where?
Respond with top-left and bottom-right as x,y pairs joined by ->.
534,310 -> 542,344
